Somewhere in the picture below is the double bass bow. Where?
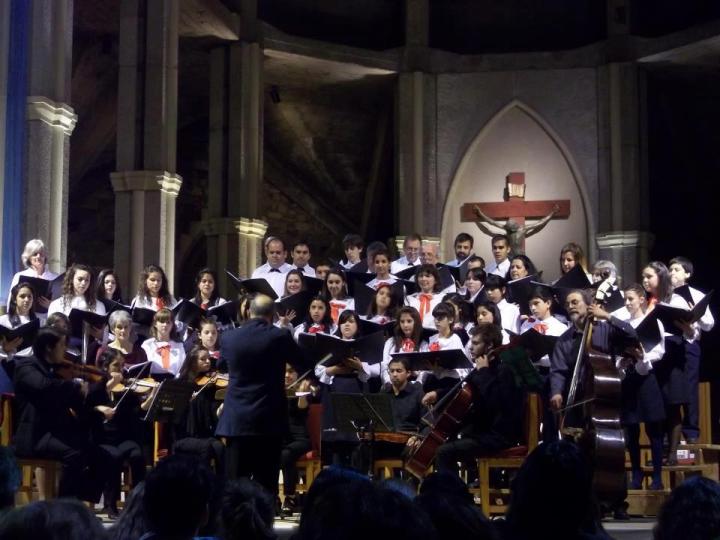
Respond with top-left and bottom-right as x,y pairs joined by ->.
560,278 -> 626,505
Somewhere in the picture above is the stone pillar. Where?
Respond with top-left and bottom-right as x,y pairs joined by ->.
113,0 -> 182,294
23,0 -> 75,273
203,15 -> 265,285
596,61 -> 651,279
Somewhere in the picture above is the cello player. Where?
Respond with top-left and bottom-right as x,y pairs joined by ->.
415,322 -> 525,476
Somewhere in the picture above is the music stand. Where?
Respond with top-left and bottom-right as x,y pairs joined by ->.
143,379 -> 195,423
331,392 -> 397,478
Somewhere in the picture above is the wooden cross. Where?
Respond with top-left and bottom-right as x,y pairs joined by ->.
460,172 -> 571,251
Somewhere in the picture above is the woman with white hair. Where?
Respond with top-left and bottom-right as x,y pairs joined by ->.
7,239 -> 59,314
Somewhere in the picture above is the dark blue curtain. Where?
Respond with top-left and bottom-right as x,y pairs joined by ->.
1,0 -> 30,303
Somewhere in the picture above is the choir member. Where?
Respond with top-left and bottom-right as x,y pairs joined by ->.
507,254 -> 538,281
6,238 -> 58,312
291,241 -> 316,276
366,248 -> 397,289
1,283 -> 38,362
420,243 -> 438,266
406,264 -> 443,329
95,310 -> 149,367
559,242 -> 588,277
48,264 -> 106,317
96,268 -> 124,305
282,269 -> 305,298
669,256 -> 714,443
130,264 -> 176,311
293,296 -> 335,341
141,308 -> 186,377
322,267 -> 355,325
340,233 -> 364,270
474,300 -> 510,345
463,267 -> 487,305
485,234 -> 511,277
315,261 -> 332,281
390,233 -> 422,274
191,268 -> 226,309
252,236 -> 292,298
446,232 -> 474,267
379,306 -> 429,386
484,274 -> 521,334
365,283 -> 398,324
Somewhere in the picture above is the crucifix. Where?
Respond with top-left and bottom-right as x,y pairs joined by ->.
460,172 -> 571,254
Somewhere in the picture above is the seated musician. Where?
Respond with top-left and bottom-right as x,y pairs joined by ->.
353,356 -> 425,474
12,327 -> 111,501
429,323 -> 525,476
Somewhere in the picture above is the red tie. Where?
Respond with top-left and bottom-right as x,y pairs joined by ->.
401,338 -> 415,352
375,281 -> 389,290
533,322 -> 548,334
156,298 -> 165,311
330,302 -> 345,324
157,344 -> 170,370
429,341 -> 441,352
419,294 -> 433,319
308,324 -> 325,334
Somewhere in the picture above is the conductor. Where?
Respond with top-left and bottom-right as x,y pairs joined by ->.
216,294 -> 303,495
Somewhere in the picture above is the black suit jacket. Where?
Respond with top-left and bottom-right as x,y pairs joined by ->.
12,356 -> 87,456
215,318 -> 303,437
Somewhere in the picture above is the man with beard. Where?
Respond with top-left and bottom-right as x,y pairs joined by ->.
446,233 -> 474,268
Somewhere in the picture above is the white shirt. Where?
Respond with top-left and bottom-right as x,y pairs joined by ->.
519,315 -> 569,367
141,337 -> 185,376
251,262 -> 293,298
48,295 -> 107,317
615,311 -> 666,376
291,265 -> 316,277
390,256 -> 421,275
293,323 -> 336,342
688,286 -> 715,333
8,268 -> 60,319
366,275 -> 398,290
328,297 -> 355,324
0,314 -> 34,359
405,292 -> 443,329
130,295 -> 177,311
445,254 -> 472,268
340,259 -> 361,270
486,258 -> 511,277
496,298 -> 521,334
378,337 -> 429,385
423,332 -> 470,382
314,335 -> 370,385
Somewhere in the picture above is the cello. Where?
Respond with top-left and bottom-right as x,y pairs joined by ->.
561,279 -> 626,505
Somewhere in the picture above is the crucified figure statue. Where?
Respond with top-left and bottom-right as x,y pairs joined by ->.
473,203 -> 560,254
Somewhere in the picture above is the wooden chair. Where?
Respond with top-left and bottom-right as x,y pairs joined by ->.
294,403 -> 323,494
373,458 -> 405,479
476,392 -> 541,516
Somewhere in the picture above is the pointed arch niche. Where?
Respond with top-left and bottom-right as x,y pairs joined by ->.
441,101 -> 594,282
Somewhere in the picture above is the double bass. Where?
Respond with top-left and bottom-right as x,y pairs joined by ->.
561,279 -> 626,505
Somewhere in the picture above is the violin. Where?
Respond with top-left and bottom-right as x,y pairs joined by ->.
111,377 -> 159,395
195,372 -> 228,388
54,359 -> 107,383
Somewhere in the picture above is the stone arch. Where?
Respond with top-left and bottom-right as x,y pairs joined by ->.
440,100 -> 595,281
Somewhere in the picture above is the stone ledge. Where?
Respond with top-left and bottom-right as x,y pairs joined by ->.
26,96 -> 77,135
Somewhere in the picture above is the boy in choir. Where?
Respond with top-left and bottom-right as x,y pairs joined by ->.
391,234 -> 423,274
484,274 -> 521,334
420,243 -> 438,266
446,233 -> 474,267
668,256 -> 715,443
252,236 -> 292,298
291,241 -> 316,276
315,261 -> 332,281
486,234 -> 512,277
366,248 -> 397,289
423,323 -> 524,476
519,285 -> 569,442
466,255 -> 486,271
340,234 -> 364,270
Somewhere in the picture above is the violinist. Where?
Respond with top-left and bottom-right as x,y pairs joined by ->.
87,349 -> 152,518
184,317 -> 221,366
431,323 -> 525,476
12,327 -> 110,501
173,346 -> 225,475
280,363 -> 316,517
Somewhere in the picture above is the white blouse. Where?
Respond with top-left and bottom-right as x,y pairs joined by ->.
141,337 -> 186,376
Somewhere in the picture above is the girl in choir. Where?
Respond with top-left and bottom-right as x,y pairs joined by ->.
96,268 -> 124,305
367,248 -> 397,289
405,264 -> 443,329
131,264 -> 175,311
88,349 -> 151,517
507,254 -> 538,281
642,261 -> 696,465
484,274 -> 521,334
173,346 -> 225,474
463,267 -> 487,304
422,302 -> 468,408
441,293 -> 473,344
379,306 -> 429,386
48,264 -> 106,317
282,269 -> 305,298
316,310 -> 368,466
617,284 -> 666,489
191,268 -> 225,309
96,310 -> 148,367
293,296 -> 335,341
1,283 -> 38,362
7,238 -> 58,312
140,308 -> 185,377
558,242 -> 588,276
365,283 -> 398,324
322,268 -> 355,325
475,300 -> 510,344
194,318 -> 221,365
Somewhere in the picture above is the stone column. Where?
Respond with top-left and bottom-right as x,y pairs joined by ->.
596,61 -> 651,279
112,0 -> 182,294
204,20 -> 265,287
24,0 -> 75,273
